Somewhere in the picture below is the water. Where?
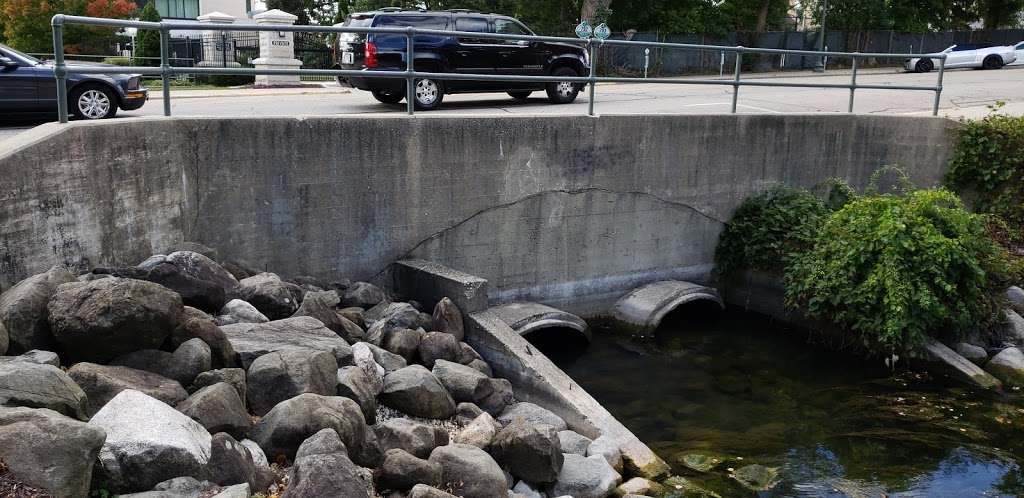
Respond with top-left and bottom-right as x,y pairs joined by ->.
543,309 -> 1024,497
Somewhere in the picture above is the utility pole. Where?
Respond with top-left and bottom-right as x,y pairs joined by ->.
813,0 -> 827,72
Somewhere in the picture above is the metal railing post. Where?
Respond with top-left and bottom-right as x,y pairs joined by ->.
160,25 -> 171,117
848,56 -> 858,113
588,40 -> 597,117
731,47 -> 743,114
933,56 -> 945,116
51,15 -> 69,123
406,28 -> 414,115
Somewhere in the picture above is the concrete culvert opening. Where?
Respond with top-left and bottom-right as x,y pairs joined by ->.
656,299 -> 725,329
522,326 -> 591,364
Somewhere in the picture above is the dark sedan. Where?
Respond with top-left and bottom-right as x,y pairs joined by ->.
0,43 -> 147,120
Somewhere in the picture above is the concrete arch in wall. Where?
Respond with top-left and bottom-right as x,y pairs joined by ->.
489,302 -> 591,343
612,280 -> 724,335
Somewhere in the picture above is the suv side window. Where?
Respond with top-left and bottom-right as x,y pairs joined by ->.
373,14 -> 450,46
494,18 -> 530,45
455,16 -> 491,45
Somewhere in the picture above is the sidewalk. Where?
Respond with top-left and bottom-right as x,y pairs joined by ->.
149,83 -> 351,100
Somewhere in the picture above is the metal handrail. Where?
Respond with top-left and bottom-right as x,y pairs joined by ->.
50,14 -> 948,122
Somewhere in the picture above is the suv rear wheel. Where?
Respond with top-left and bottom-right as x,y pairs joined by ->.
413,78 -> 444,110
372,89 -> 404,104
546,67 -> 581,104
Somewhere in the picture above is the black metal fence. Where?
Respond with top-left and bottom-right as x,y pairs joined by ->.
294,32 -> 333,81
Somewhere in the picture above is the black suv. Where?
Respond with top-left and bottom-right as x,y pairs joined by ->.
332,9 -> 588,110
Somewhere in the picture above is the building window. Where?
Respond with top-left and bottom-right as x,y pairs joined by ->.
154,0 -> 199,19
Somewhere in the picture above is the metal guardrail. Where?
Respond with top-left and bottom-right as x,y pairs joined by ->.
50,14 -> 948,122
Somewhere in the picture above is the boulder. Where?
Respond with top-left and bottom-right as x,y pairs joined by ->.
453,412 -> 497,448
1006,310 -> 1024,344
164,242 -> 220,261
339,307 -> 366,328
247,348 -> 338,416
207,432 -> 259,489
428,443 -> 507,498
220,317 -> 352,369
954,342 -> 988,366
512,480 -> 544,498
1008,286 -> 1024,314
920,338 -> 1002,390
48,278 -> 183,364
455,402 -> 485,425
337,366 -> 378,424
985,347 -> 1024,387
341,282 -> 387,309
190,368 -> 247,405
430,360 -> 512,415
363,301 -> 393,326
173,307 -> 237,369
140,251 -> 238,312
417,332 -> 461,369
115,476 -> 217,498
281,429 -> 369,498
549,453 -> 622,498
615,477 -> 664,497
378,448 -> 442,491
0,266 -> 76,354
293,290 -> 365,343
364,342 -> 408,372
375,418 -> 449,459
222,260 -> 258,282
0,361 -> 89,420
67,362 -> 187,417
89,390 -> 213,493
456,342 -> 483,365
177,383 -> 252,439
466,359 -> 493,377
587,435 -> 623,472
247,394 -> 367,462
351,343 -> 385,395
380,365 -> 456,419
241,439 -> 269,468
0,349 -> 60,367
558,430 -> 592,456
235,273 -> 302,320
111,338 -> 212,386
497,403 -> 567,431
489,420 -> 563,483
212,483 -> 251,498
432,298 -> 464,341
409,484 -> 459,498
383,327 -> 425,362
376,303 -> 422,332
0,406 -> 106,498
216,299 -> 270,326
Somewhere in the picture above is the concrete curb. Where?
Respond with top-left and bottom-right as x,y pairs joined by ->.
149,87 -> 351,100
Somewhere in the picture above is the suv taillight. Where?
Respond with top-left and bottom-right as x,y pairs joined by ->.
365,41 -> 378,68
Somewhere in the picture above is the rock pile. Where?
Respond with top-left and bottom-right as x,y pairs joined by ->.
0,250 -> 634,498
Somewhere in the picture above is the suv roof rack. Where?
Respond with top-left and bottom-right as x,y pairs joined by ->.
378,7 -> 402,11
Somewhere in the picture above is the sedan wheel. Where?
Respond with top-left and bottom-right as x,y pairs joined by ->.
413,78 -> 444,110
983,55 -> 1004,70
915,59 -> 933,73
71,85 -> 117,120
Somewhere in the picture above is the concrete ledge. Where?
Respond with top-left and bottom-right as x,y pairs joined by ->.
489,302 -> 590,342
392,259 -> 489,313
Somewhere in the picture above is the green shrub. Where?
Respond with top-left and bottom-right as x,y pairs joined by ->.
945,111 -> 1024,240
715,186 -> 829,279
785,189 -> 1013,353
101,56 -> 131,66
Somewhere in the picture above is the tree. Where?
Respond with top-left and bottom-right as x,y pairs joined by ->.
809,0 -> 891,31
1,0 -> 62,53
978,0 -> 1024,27
135,0 -> 160,64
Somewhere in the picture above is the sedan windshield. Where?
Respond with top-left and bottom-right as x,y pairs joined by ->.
0,43 -> 41,65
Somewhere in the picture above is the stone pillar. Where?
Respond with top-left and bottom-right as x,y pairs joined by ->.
252,9 -> 302,86
196,11 -> 241,68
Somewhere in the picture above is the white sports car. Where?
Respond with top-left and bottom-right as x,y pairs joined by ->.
1011,40 -> 1024,65
905,43 -> 1017,72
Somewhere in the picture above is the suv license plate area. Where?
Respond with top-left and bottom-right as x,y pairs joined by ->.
342,52 -> 354,64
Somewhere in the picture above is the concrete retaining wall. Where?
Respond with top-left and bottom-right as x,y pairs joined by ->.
0,115 -> 956,310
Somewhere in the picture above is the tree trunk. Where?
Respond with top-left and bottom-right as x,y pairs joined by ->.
755,0 -> 771,32
580,0 -> 612,23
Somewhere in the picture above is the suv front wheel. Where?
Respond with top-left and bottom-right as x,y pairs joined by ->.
546,67 -> 581,104
413,78 -> 444,110
372,89 -> 404,104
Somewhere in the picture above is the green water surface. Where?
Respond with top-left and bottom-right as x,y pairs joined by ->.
546,311 -> 1024,497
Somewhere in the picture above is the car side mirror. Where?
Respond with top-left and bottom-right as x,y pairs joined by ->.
516,40 -> 530,47
0,56 -> 17,68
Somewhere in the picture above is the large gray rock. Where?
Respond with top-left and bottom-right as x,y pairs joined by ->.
139,251 -> 238,313
48,278 -> 183,364
453,412 -> 497,448
207,432 -> 259,489
190,368 -> 247,405
177,383 -> 252,439
954,342 -> 988,366
216,299 -> 269,326
431,360 -> 512,414
0,361 -> 89,420
293,290 -> 365,343
378,448 -> 442,491
164,242 -> 219,261
432,298 -> 464,341
558,430 -> 592,456
587,435 -> 623,472
89,390 -> 213,493
365,342 -> 408,372
548,453 -> 622,498
380,365 -> 456,419
376,303 -> 422,332
489,420 -> 563,484
68,362 -> 188,416
985,347 -> 1024,387
920,338 -> 1002,390
383,327 -> 424,362
375,418 -> 449,459
112,476 -> 217,498
294,428 -> 347,459
409,484 -> 459,498
111,338 -> 212,386
428,443 -> 507,498
417,332 -> 461,369
0,406 -> 106,498
351,342 -> 385,394
173,307 -> 237,369
247,348 -> 338,416
341,282 -> 386,309
248,394 -> 367,462
220,317 -> 352,369
1008,286 -> 1024,314
280,429 -> 369,498
0,349 -> 60,367
235,273 -> 302,320
0,266 -> 76,354
497,402 -> 567,431
337,366 -> 378,424
1006,309 -> 1024,344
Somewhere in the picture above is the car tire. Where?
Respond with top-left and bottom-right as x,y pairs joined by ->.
915,59 -> 933,73
546,67 -> 581,104
372,89 -> 404,104
412,77 -> 444,110
508,91 -> 532,100
983,55 -> 1004,70
70,84 -> 118,120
